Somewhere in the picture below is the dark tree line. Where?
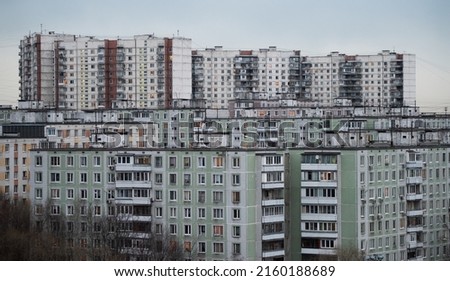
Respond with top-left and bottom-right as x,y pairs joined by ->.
0,194 -> 184,261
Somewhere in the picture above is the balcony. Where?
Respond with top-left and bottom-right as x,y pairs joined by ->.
301,197 -> 338,205
262,199 -> 284,206
301,248 -> 335,255
261,165 -> 284,172
406,176 -> 423,185
115,180 -> 152,189
262,249 -> 285,258
300,163 -> 338,171
261,182 -> 284,189
407,241 -> 424,249
301,181 -> 337,188
406,225 -> 424,233
262,233 -> 285,241
406,193 -> 423,201
262,214 -> 284,223
406,161 -> 424,169
406,209 -> 424,217
301,213 -> 337,221
115,163 -> 152,172
117,214 -> 152,222
301,231 -> 338,239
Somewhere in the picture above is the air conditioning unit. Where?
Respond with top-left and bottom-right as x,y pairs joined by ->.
399,195 -> 404,200
377,214 -> 383,219
109,165 -> 115,170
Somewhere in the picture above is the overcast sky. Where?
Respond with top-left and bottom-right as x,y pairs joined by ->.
1,0 -> 449,111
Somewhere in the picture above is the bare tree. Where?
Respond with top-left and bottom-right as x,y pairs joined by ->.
335,245 -> 365,261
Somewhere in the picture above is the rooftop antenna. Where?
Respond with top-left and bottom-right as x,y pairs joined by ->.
40,24 -> 43,33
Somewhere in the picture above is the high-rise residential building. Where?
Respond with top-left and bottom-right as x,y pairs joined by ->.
192,46 -> 301,109
19,32 -> 192,110
19,32 -> 415,110
300,50 -> 416,107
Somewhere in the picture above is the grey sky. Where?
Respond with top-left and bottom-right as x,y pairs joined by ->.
1,0 -> 449,111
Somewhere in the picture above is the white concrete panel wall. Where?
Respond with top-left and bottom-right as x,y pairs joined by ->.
403,54 -> 416,106
172,38 -> 192,100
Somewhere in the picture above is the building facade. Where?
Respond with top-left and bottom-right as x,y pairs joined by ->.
19,32 -> 192,110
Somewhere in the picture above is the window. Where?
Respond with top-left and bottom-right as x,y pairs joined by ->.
213,242 -> 224,253
232,191 -> 241,203
233,225 -> 241,237
153,190 -> 162,201
67,189 -> 74,199
50,156 -> 60,166
198,173 -> 206,185
213,191 -> 223,203
265,155 -> 282,165
94,189 -> 101,199
80,189 -> 88,199
213,156 -> 224,168
184,224 -> 192,235
198,242 -> 206,253
233,243 -> 241,255
184,208 -> 192,218
213,208 -> 224,219
51,188 -> 60,199
35,172 -> 43,183
198,207 -> 206,219
198,191 -> 206,203
80,156 -> 87,167
35,188 -> 42,199
35,156 -> 42,166
169,190 -> 177,201
183,190 -> 192,202
198,156 -> 206,168
80,172 -> 88,183
232,174 -> 241,185
155,173 -> 163,184
170,207 -> 177,218
198,225 -> 206,236
155,156 -> 163,168
183,157 -> 191,168
93,156 -> 101,167
155,207 -> 163,218
67,172 -> 74,183
108,173 -> 115,183
51,205 -> 61,215
67,156 -> 74,166
94,173 -> 101,183
94,206 -> 101,216
66,205 -> 74,216
183,174 -> 191,186
169,156 -> 177,168
169,224 -> 177,235
232,157 -> 240,168
169,173 -> 177,185
232,209 -> 241,220
265,171 -> 283,182
213,225 -> 224,236
50,172 -> 60,183
212,174 -> 223,185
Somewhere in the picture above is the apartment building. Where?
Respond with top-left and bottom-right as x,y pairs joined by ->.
28,148 -> 290,260
192,46 -> 301,109
300,50 -> 415,107
19,32 -> 192,110
0,137 -> 44,201
19,32 -> 415,111
27,144 -> 450,261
